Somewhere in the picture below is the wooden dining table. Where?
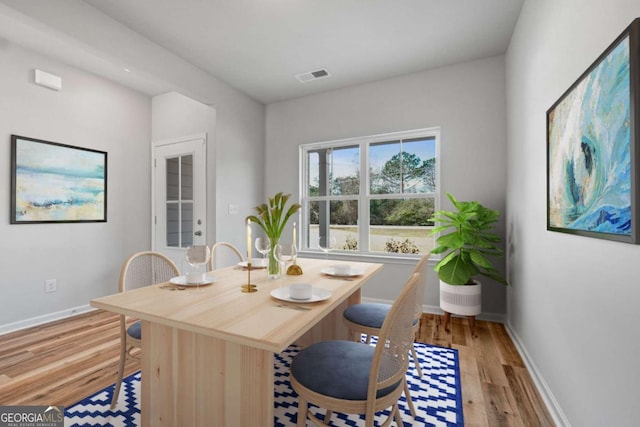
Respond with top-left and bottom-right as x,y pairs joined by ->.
91,258 -> 383,426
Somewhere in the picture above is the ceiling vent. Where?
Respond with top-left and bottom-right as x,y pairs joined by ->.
295,68 -> 331,83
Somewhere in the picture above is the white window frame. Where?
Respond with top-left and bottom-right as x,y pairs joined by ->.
299,127 -> 440,260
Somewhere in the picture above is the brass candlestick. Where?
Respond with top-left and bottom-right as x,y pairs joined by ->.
241,262 -> 257,293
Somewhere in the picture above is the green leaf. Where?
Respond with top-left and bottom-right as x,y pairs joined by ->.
430,193 -> 507,285
436,232 -> 465,248
437,254 -> 475,285
430,245 -> 448,255
250,193 -> 300,240
469,250 -> 493,269
479,268 -> 509,285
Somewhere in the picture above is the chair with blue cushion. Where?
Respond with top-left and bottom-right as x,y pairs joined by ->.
290,272 -> 420,426
342,253 -> 430,416
110,251 -> 179,409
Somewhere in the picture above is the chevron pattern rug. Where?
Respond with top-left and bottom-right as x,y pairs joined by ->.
65,341 -> 463,426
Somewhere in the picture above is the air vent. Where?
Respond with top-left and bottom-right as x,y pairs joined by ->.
295,68 -> 331,83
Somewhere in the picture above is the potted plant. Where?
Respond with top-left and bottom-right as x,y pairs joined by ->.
429,193 -> 507,333
248,192 -> 300,278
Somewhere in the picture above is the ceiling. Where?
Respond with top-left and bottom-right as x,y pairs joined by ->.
77,0 -> 524,104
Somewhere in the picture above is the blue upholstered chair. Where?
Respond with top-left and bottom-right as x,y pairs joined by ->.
208,241 -> 244,270
290,272 -> 420,426
342,253 -> 430,417
110,251 -> 179,409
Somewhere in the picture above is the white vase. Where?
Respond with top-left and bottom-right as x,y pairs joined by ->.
439,280 -> 481,316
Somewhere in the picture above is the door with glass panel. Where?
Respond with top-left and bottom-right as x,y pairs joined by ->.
153,136 -> 207,270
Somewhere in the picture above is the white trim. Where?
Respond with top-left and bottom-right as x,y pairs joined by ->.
151,133 -> 208,253
299,127 -> 440,258
0,304 -> 96,336
505,323 -> 571,427
298,127 -> 441,150
298,251 -> 428,265
152,132 -> 208,148
361,296 -> 506,323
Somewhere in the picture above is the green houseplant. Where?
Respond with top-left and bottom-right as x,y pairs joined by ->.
429,193 -> 507,333
430,192 -> 508,286
248,192 -> 300,278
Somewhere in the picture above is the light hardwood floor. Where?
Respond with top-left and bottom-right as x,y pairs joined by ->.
0,310 -> 554,426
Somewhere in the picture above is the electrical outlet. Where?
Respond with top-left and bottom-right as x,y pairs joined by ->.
228,204 -> 239,215
45,279 -> 57,293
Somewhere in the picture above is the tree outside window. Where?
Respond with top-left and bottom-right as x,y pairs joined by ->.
302,129 -> 439,255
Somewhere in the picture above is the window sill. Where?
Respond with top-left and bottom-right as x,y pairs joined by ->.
297,250 -> 437,266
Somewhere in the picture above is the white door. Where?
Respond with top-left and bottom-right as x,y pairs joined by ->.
152,135 -> 207,271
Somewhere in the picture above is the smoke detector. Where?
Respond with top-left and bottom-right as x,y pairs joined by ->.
295,68 -> 331,83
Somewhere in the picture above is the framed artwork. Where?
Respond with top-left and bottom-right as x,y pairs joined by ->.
547,18 -> 640,243
10,135 -> 107,224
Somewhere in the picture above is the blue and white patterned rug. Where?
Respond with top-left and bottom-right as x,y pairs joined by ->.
65,341 -> 463,426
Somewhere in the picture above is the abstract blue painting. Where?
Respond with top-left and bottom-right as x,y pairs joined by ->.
547,19 -> 640,243
11,136 -> 107,223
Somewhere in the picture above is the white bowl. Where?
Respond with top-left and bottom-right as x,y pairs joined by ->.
333,264 -> 352,276
289,283 -> 312,300
186,272 -> 205,284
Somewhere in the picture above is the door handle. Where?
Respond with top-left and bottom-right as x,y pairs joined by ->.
194,231 -> 202,236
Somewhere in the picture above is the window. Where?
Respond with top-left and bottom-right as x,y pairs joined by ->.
300,128 -> 439,256
166,154 -> 194,247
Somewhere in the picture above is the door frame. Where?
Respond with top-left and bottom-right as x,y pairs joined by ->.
151,133 -> 208,262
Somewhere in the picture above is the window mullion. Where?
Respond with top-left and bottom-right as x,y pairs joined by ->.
300,127 -> 439,257
360,140 -> 369,253
178,156 -> 183,248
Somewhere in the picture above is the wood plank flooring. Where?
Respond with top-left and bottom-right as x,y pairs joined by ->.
0,310 -> 554,426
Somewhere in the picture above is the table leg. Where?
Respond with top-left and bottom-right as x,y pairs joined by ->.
142,321 -> 274,427
295,288 -> 361,347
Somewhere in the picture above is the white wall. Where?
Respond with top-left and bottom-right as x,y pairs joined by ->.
0,1 -> 266,329
0,1 -> 266,267
0,42 -> 151,326
266,55 -> 508,314
506,1 -> 640,425
151,92 -> 251,269
152,91 -> 217,249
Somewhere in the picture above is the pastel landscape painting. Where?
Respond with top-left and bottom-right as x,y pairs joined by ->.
13,137 -> 106,222
548,35 -> 631,236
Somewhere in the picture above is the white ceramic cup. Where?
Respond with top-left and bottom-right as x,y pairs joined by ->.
186,272 -> 205,284
333,264 -> 352,276
289,283 -> 312,300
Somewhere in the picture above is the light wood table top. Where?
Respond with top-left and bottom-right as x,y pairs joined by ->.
91,258 -> 383,353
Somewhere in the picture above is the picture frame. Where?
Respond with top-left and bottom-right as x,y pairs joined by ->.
547,18 -> 640,243
10,135 -> 107,224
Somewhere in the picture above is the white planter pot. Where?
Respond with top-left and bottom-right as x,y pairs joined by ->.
439,280 -> 481,316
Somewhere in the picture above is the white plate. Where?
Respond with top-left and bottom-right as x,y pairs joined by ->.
270,286 -> 332,303
169,273 -> 218,287
320,266 -> 365,277
237,258 -> 267,268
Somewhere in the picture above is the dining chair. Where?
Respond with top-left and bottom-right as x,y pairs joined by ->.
209,241 -> 245,270
341,252 -> 430,417
110,251 -> 179,409
290,272 -> 420,426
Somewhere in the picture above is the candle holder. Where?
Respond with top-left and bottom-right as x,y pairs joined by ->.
241,262 -> 257,293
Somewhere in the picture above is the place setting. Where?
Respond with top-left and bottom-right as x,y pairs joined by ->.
320,263 -> 364,279
237,258 -> 268,269
270,283 -> 332,312
162,246 -> 218,291
166,271 -> 219,287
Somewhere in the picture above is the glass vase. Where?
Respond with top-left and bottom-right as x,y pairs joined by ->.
267,237 -> 281,279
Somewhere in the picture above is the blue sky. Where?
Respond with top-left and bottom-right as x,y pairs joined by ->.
308,137 -> 436,188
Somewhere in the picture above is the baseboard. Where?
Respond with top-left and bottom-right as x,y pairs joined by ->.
0,304 -> 96,336
505,323 -> 571,427
361,296 -> 506,323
